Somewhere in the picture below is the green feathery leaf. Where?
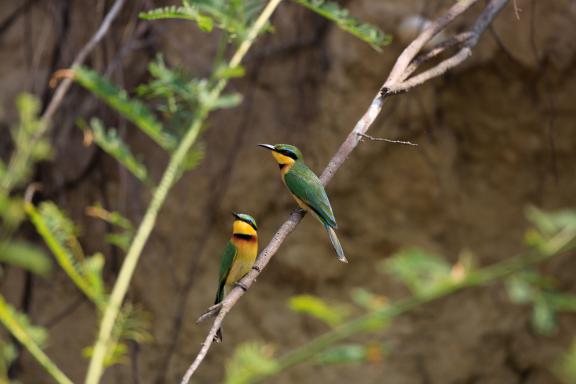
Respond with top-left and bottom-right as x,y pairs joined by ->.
85,118 -> 150,184
26,202 -> 106,306
141,0 -> 268,42
74,67 -> 176,151
139,5 -> 214,31
292,0 -> 391,51
0,240 -> 52,276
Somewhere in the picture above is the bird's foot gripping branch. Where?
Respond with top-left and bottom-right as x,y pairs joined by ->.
197,303 -> 224,324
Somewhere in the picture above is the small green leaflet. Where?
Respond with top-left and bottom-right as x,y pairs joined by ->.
292,0 -> 391,51
139,5 -> 214,31
86,118 -> 150,184
74,67 -> 177,151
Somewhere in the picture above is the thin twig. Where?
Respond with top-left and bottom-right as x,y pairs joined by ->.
357,132 -> 418,146
394,47 -> 472,93
0,0 -> 39,36
385,0 -> 478,87
513,0 -> 521,20
41,0 -> 126,124
184,0 -> 510,381
402,32 -> 474,82
388,0 -> 509,94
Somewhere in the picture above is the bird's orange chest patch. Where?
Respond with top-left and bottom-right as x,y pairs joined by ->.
271,152 -> 295,176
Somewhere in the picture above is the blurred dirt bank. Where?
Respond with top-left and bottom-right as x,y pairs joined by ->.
1,1 -> 576,383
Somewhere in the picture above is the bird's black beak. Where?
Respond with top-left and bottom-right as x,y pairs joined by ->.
232,212 -> 241,220
257,144 -> 275,151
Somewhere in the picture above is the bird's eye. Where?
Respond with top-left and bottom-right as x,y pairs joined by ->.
281,149 -> 297,160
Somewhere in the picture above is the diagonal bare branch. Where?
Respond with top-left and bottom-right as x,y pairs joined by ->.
41,0 -> 126,124
183,0 -> 510,382
390,0 -> 510,93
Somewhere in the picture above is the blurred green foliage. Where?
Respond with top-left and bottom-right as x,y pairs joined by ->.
140,0 -> 266,42
138,4 -> 214,32
26,201 -> 106,305
556,339 -> 576,383
225,343 -> 278,384
292,0 -> 391,50
288,294 -> 350,328
86,203 -> 134,252
0,241 -> 51,277
85,118 -> 150,184
140,0 -> 390,49
381,248 -> 452,296
74,58 -> 222,184
26,200 -> 151,367
83,304 -> 151,367
0,94 -> 52,193
0,92 -> 149,375
0,94 -> 67,382
226,207 -> 576,383
313,343 -> 385,365
75,66 -> 176,151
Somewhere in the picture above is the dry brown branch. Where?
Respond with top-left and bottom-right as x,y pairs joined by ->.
402,32 -> 474,81
182,0 -> 510,382
357,132 -> 418,146
41,0 -> 126,124
389,0 -> 509,94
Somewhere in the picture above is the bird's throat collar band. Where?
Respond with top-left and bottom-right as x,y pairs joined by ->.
233,233 -> 255,241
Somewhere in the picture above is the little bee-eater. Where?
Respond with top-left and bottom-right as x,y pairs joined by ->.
213,213 -> 259,342
258,144 -> 347,263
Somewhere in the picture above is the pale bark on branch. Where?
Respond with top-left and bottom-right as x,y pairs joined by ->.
182,0 -> 510,382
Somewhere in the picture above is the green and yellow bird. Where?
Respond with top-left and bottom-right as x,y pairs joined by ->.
213,213 -> 259,342
258,144 -> 347,263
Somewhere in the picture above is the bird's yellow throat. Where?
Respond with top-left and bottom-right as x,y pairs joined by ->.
232,220 -> 257,238
271,151 -> 295,175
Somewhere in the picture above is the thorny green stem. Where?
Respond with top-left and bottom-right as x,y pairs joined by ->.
85,1 -> 284,383
85,112 -> 206,384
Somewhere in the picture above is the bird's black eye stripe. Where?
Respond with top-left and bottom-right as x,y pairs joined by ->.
234,233 -> 254,240
280,149 -> 298,160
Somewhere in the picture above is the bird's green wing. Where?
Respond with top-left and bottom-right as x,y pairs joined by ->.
285,162 -> 337,228
215,241 -> 237,304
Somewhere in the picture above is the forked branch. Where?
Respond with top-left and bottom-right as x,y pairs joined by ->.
183,0 -> 510,382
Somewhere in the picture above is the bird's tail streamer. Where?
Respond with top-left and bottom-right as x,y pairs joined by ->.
325,225 -> 348,263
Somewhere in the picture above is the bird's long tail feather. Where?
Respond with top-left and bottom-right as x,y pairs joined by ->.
213,283 -> 225,342
325,225 -> 348,263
